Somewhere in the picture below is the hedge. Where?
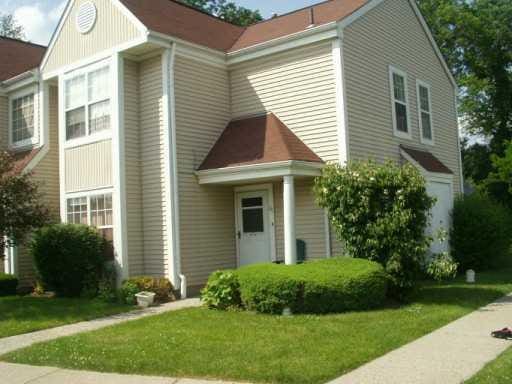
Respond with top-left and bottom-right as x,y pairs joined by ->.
0,273 -> 18,296
234,257 -> 388,314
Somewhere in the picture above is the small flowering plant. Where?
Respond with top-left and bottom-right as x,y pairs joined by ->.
314,160 -> 435,300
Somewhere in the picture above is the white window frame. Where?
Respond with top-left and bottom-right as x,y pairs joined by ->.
64,188 -> 114,233
8,85 -> 39,150
416,79 -> 434,145
62,59 -> 112,149
389,65 -> 412,140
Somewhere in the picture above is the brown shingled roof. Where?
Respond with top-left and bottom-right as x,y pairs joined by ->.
120,0 -> 244,51
0,37 -> 46,82
229,0 -> 368,52
120,0 -> 368,53
198,113 -> 323,170
11,148 -> 40,174
400,145 -> 453,174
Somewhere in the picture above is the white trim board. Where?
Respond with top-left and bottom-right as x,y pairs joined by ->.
196,161 -> 324,185
332,37 -> 349,164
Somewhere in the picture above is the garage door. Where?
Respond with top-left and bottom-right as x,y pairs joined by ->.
426,181 -> 453,254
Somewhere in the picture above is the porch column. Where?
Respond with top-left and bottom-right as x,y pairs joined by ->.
283,175 -> 297,265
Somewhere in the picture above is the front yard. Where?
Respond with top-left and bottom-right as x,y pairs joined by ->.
3,269 -> 512,384
466,345 -> 512,383
0,296 -> 132,338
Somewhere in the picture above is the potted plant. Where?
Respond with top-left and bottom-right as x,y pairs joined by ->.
135,291 -> 156,308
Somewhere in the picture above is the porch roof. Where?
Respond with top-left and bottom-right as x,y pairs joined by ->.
400,145 -> 453,175
196,113 -> 324,184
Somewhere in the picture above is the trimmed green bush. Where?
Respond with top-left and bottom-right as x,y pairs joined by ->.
314,161 -> 434,300
0,273 -> 18,296
451,193 -> 512,271
122,276 -> 174,303
30,224 -> 106,297
201,270 -> 241,310
236,258 -> 388,314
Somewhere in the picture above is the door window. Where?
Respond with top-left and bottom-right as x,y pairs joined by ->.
241,197 -> 264,233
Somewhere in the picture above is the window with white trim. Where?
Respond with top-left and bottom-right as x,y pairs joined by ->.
10,92 -> 36,147
64,65 -> 110,141
417,80 -> 434,144
66,193 -> 113,242
389,66 -> 410,138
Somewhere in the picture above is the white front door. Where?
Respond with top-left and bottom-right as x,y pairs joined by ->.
426,181 -> 453,254
236,190 -> 272,266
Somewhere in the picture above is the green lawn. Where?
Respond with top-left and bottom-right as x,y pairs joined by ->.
0,296 -> 132,338
3,270 -> 512,384
466,346 -> 512,383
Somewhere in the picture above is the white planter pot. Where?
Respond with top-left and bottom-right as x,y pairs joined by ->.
135,291 -> 156,308
466,269 -> 475,283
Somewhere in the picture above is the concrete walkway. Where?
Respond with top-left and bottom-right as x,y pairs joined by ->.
330,293 -> 512,384
0,362 -> 241,384
0,298 -> 201,355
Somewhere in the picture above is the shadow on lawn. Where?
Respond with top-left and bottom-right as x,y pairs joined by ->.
413,285 -> 508,309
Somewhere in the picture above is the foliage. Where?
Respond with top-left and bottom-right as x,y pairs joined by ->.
426,253 -> 458,282
417,0 -> 512,152
461,139 -> 493,185
0,273 -> 18,296
201,270 -> 241,310
97,262 -> 118,303
0,151 -> 51,251
314,161 -> 434,300
0,13 -> 25,40
450,193 -> 512,271
30,224 -> 107,297
179,0 -> 262,26
236,258 -> 388,314
119,281 -> 139,305
486,141 -> 512,205
122,276 -> 174,303
5,269 -> 512,384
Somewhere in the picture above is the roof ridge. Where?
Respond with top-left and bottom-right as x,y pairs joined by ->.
166,0 -> 246,29
0,36 -> 47,49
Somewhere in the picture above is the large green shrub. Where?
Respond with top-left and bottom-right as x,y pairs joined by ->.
30,224 -> 106,297
201,270 -> 241,310
236,258 -> 388,314
0,273 -> 18,296
121,276 -> 174,303
314,161 -> 434,300
451,193 -> 512,271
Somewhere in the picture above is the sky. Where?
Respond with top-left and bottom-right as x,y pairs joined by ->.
0,0 -> 321,46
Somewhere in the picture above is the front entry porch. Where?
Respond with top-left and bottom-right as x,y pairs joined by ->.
195,113 -> 326,266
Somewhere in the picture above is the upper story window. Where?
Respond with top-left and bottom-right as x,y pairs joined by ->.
64,64 -> 110,141
389,66 -> 411,139
417,80 -> 434,145
9,87 -> 38,149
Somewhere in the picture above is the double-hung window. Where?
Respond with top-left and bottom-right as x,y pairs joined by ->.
67,193 -> 113,241
64,64 -> 110,141
9,88 -> 37,148
417,80 -> 434,145
389,66 -> 411,139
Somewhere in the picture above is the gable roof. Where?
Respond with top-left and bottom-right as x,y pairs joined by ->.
119,0 -> 368,53
198,113 -> 323,170
400,145 -> 453,174
0,37 -> 46,82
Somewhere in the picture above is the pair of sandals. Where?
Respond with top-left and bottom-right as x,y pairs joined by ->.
492,328 -> 512,339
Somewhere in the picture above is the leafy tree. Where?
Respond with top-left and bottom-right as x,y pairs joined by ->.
490,141 -> 512,195
460,138 -> 493,185
417,0 -> 512,155
180,0 -> 262,26
314,161 -> 434,300
0,13 -> 25,40
0,151 -> 51,251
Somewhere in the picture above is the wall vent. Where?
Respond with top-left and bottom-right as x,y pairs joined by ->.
76,2 -> 97,34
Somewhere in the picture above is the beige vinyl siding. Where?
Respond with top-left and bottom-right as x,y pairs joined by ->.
230,42 -> 339,162
64,140 -> 112,192
43,0 -> 142,73
343,0 -> 461,194
273,179 -> 328,261
174,54 -> 234,287
123,59 -> 144,275
139,55 -> 168,276
0,96 -> 8,150
17,86 -> 60,286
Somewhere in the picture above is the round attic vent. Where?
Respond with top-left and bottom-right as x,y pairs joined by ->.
76,2 -> 97,34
